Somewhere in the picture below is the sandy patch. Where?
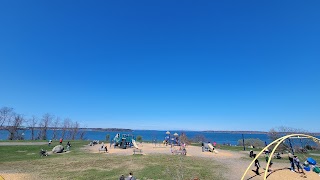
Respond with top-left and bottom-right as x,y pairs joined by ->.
244,164 -> 320,180
0,173 -> 34,180
84,143 -> 238,158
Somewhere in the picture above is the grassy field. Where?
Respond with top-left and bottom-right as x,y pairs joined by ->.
0,141 -> 225,180
3,140 -> 320,179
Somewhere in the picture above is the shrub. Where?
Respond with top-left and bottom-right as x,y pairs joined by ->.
136,135 -> 142,142
238,138 -> 265,148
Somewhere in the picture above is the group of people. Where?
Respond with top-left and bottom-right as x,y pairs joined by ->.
288,153 -> 305,174
101,142 -> 109,153
251,149 -> 273,175
48,139 -> 71,150
119,172 -> 136,180
251,149 -> 305,176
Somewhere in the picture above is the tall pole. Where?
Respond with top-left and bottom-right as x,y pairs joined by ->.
242,134 -> 246,151
288,138 -> 294,155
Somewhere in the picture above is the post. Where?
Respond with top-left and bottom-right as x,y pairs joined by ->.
288,138 -> 294,155
242,134 -> 246,151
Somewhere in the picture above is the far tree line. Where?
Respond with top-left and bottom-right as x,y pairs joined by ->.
0,106 -> 85,140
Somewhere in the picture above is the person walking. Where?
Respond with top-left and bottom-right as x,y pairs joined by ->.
249,150 -> 254,158
253,154 -> 260,175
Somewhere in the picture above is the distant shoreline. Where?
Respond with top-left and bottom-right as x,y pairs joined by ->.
202,130 -> 268,134
1,127 -> 320,135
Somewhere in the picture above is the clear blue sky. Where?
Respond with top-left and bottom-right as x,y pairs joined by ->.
0,1 -> 319,131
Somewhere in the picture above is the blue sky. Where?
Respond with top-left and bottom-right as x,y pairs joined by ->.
0,1 -> 319,131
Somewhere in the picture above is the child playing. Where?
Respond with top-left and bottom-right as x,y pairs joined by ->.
265,151 -> 273,172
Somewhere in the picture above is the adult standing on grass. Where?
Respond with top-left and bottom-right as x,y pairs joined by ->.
60,138 -> 63,145
288,153 -> 295,172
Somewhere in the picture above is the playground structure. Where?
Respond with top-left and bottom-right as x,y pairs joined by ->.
113,133 -> 135,149
163,131 -> 180,146
202,142 -> 213,152
202,142 -> 218,154
132,139 -> 139,149
241,134 -> 320,180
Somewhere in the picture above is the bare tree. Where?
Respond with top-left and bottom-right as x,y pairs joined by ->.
52,117 -> 60,140
192,134 -> 206,143
0,107 -> 24,140
61,118 -> 71,139
28,115 -> 38,140
79,124 -> 86,140
0,107 -> 14,128
268,126 -> 309,141
268,126 -> 309,153
39,113 -> 54,140
71,121 -> 79,140
79,129 -> 86,140
179,132 -> 190,145
7,114 -> 24,140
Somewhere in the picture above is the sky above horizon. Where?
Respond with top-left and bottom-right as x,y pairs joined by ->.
0,1 -> 319,131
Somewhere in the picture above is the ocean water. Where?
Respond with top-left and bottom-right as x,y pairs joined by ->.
0,129 -> 270,145
2,129 -> 319,150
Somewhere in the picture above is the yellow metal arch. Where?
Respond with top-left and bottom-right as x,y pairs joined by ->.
241,134 -> 320,180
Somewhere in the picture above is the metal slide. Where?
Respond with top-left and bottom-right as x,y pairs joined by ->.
132,139 -> 139,149
208,143 -> 218,153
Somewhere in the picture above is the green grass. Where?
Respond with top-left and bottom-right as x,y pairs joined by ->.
190,143 -> 261,152
219,145 -> 252,151
0,140 -> 225,180
0,141 -> 88,162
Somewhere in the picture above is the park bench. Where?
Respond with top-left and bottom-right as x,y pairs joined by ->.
133,149 -> 143,155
